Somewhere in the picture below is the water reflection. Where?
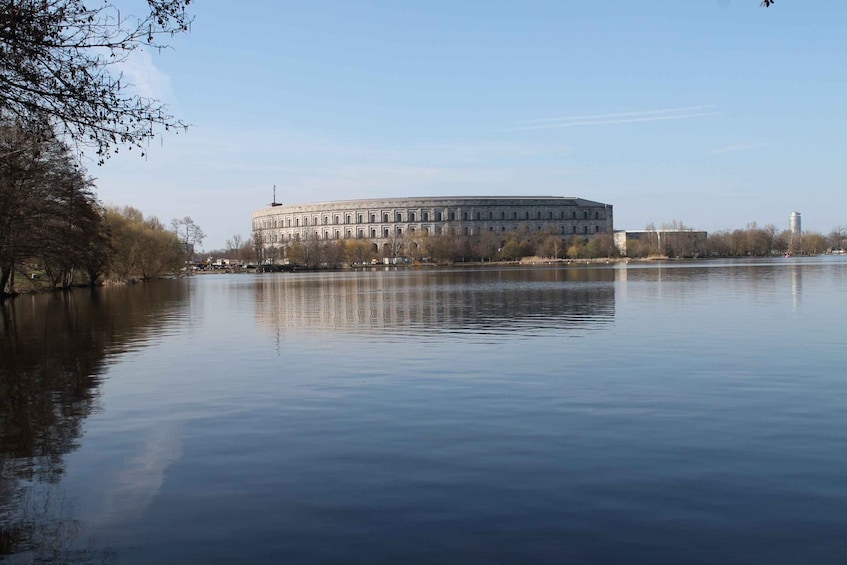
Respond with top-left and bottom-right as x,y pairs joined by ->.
254,267 -> 616,339
0,282 -> 188,563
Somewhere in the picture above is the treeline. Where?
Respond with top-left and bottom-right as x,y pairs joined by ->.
245,221 -> 847,270
251,229 -> 620,269
1,122 -> 202,298
625,222 -> 846,258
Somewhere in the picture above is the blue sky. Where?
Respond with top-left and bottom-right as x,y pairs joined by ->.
96,1 -> 847,250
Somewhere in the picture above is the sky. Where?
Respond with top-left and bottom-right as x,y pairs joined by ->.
94,0 -> 847,250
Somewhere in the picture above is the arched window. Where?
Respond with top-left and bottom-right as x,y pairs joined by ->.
449,212 -> 456,221
409,212 -> 416,221
396,212 -> 402,222
383,213 -> 389,222
304,217 -> 309,226
595,211 -> 599,219
436,212 -> 442,221
513,211 -> 518,220
463,212 -> 469,221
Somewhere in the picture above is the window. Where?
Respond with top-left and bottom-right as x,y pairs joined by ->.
323,216 -> 328,225
436,212 -> 442,221
396,213 -> 402,222
304,217 -> 308,226
287,218 -> 291,227
370,228 -> 376,238
548,211 -> 553,220
583,210 -> 588,220
572,211 -> 577,219
383,228 -> 389,237
383,213 -> 389,222
397,227 -> 403,235
296,218 -> 300,227
334,215 -> 339,224
463,212 -> 469,221
435,226 -> 442,235
573,226 -> 577,233
488,211 -> 493,220
449,212 -> 456,221
595,225 -> 600,233
358,214 -> 364,223
423,211 -> 429,221
409,212 -> 416,221
476,212 -> 481,221
501,211 -> 505,220
463,226 -> 469,235
369,213 -> 375,223
346,215 -> 351,224
595,211 -> 600,219
513,211 -> 518,220
583,226 -> 588,234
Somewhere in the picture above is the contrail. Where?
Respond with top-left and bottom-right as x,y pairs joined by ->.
505,108 -> 718,131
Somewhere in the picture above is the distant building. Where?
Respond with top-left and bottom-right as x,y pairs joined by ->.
614,229 -> 708,257
253,196 -> 614,251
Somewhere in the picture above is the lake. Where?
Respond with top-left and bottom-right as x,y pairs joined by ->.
2,258 -> 847,564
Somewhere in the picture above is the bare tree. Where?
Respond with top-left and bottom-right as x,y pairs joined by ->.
0,0 -> 192,162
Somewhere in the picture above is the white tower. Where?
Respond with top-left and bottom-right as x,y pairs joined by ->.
789,212 -> 801,237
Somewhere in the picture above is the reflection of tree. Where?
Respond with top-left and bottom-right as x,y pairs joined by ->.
0,282 -> 188,562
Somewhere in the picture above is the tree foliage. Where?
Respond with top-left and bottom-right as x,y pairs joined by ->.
0,119 -> 110,295
105,206 -> 183,281
0,0 -> 192,163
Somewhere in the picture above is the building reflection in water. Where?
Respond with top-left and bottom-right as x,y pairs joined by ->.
254,267 -> 616,339
0,282 -> 189,563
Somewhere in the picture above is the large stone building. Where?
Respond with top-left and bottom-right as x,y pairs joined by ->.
252,196 -> 613,251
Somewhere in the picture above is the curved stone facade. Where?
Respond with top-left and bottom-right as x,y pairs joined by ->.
252,196 -> 613,248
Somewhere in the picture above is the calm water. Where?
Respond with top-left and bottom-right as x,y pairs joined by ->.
2,259 -> 847,564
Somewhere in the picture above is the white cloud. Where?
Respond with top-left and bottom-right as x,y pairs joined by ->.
114,49 -> 174,101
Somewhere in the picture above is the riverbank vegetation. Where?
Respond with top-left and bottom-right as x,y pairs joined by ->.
226,221 -> 845,271
0,122 -> 204,298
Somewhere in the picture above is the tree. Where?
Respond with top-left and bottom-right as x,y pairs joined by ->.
1,119 -> 110,295
0,0 -> 192,163
170,216 -> 205,260
105,205 -> 181,280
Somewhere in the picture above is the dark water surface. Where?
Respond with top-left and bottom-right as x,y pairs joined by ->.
2,259 -> 847,564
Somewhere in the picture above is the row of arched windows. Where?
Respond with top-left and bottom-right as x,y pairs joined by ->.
256,208 -> 607,231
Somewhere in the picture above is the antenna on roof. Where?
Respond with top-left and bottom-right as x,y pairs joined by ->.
271,185 -> 281,207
